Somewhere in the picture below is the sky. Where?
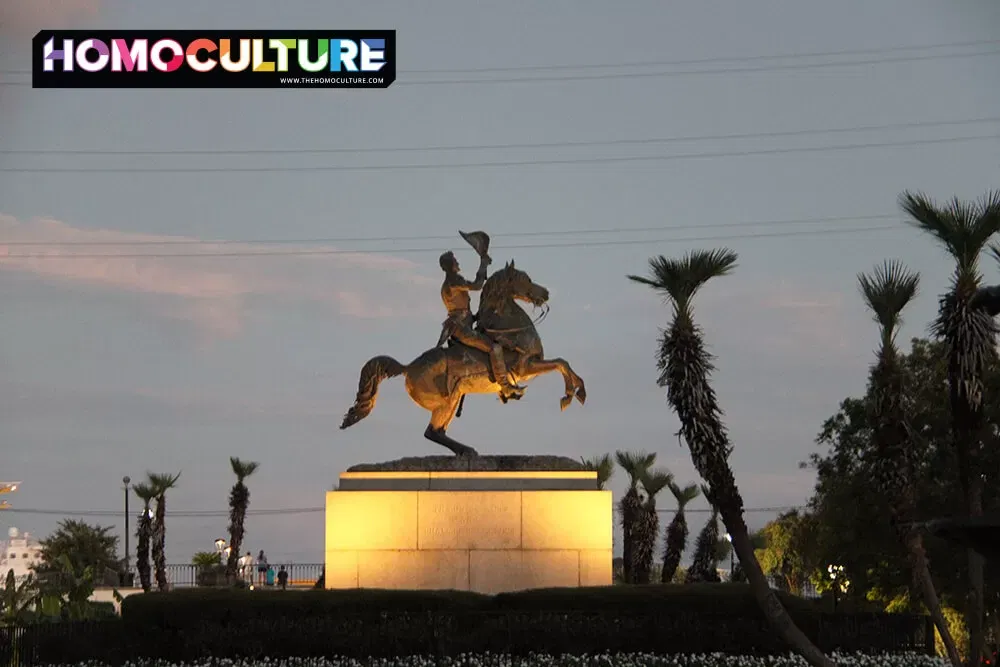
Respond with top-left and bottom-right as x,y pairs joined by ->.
1,0 -> 999,567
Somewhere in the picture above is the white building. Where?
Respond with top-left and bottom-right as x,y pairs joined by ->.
1,527 -> 43,583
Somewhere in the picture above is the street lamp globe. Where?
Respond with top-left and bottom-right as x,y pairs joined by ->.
214,538 -> 226,552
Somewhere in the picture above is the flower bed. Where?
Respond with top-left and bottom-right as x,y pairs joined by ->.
49,653 -> 950,667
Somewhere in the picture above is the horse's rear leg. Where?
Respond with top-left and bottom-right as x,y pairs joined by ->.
424,396 -> 478,456
522,357 -> 587,411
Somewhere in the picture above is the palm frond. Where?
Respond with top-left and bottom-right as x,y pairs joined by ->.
229,457 -> 260,481
639,468 -> 674,499
668,481 -> 701,507
581,454 -> 615,489
146,472 -> 181,495
628,249 -> 738,309
131,482 -> 157,503
615,450 -> 656,486
857,260 -> 920,336
900,190 -> 1000,275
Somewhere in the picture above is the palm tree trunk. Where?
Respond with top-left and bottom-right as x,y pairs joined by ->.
136,515 -> 152,593
226,481 -> 248,577
153,496 -> 168,591
719,493 -> 835,667
906,531 -> 961,666
661,512 -> 686,583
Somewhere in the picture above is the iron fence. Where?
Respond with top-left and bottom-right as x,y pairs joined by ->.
0,610 -> 934,667
120,562 -> 323,589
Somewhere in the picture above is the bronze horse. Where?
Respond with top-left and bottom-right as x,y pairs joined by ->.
339,260 -> 586,456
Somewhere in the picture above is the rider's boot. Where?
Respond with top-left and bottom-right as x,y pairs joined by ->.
490,344 -> 525,401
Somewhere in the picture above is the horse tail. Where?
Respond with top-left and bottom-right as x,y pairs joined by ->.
340,355 -> 407,430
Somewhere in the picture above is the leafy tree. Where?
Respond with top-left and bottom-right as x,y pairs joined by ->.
806,337 -> 999,641
226,457 -> 260,579
35,520 -> 119,580
581,454 -> 615,490
661,481 -> 699,583
753,510 -> 820,595
901,189 -> 1000,665
147,471 -> 181,592
1,569 -> 38,625
132,482 -> 156,593
629,250 -> 832,667
615,450 -> 655,584
634,468 -> 672,584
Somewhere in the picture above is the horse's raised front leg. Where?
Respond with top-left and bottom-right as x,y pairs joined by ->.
521,357 -> 587,411
424,396 -> 478,456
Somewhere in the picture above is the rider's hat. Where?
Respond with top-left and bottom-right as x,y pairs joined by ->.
459,230 -> 490,258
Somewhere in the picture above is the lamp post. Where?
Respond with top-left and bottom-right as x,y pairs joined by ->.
725,533 -> 734,579
122,476 -> 131,577
827,564 -> 844,610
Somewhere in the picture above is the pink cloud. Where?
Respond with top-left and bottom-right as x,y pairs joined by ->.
0,214 -> 439,336
0,0 -> 101,35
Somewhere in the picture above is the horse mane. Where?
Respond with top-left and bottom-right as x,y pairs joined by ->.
479,262 -> 518,314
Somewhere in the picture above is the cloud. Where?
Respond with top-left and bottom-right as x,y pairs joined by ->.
0,214 -> 439,336
697,276 -> 863,362
0,0 -> 101,35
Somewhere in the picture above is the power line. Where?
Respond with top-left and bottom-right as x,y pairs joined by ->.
1,133 -> 995,174
2,116 -> 997,157
0,214 -> 899,247
2,37 -> 997,77
0,225 -> 901,260
392,49 -> 1000,86
2,47 -> 998,88
2,505 -> 807,517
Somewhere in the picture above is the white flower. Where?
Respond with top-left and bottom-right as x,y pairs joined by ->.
49,652 -> 951,667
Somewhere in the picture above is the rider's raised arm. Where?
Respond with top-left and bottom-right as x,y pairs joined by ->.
455,257 -> 490,291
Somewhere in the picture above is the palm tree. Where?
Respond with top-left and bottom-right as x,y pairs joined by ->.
147,472 -> 180,592
580,454 -> 615,490
661,481 -> 699,583
628,249 -> 833,667
686,488 -> 721,583
901,190 -> 1000,666
615,450 -> 655,584
634,468 -> 673,584
131,482 -> 156,593
226,457 -> 260,579
858,260 -> 961,667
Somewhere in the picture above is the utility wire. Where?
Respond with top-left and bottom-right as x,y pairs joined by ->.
0,225 -> 901,260
2,37 -> 997,77
2,47 -> 998,87
2,116 -> 997,157
393,49 -> 1000,85
1,133 -> 995,174
2,505 -> 808,517
0,214 -> 899,247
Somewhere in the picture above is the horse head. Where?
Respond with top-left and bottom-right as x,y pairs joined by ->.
486,259 -> 549,309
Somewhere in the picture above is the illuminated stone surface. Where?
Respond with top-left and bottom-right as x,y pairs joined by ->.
325,458 -> 612,593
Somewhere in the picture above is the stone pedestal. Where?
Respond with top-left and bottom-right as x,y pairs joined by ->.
325,456 -> 613,594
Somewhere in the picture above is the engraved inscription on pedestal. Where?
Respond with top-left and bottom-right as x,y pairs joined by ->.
418,491 -> 521,550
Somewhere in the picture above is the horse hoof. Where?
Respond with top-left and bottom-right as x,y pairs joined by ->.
576,387 -> 587,405
559,395 -> 572,411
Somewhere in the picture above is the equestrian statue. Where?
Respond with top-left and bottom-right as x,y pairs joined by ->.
339,230 -> 586,456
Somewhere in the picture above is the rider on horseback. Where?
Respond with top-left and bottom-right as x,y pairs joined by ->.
436,250 -> 526,402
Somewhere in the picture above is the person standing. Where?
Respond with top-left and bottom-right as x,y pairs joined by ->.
256,549 -> 268,586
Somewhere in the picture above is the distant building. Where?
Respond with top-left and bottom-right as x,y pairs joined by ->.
1,527 -> 43,583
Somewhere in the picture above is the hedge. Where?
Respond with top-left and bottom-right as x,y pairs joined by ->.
6,585 -> 932,665
120,583 -> 817,628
